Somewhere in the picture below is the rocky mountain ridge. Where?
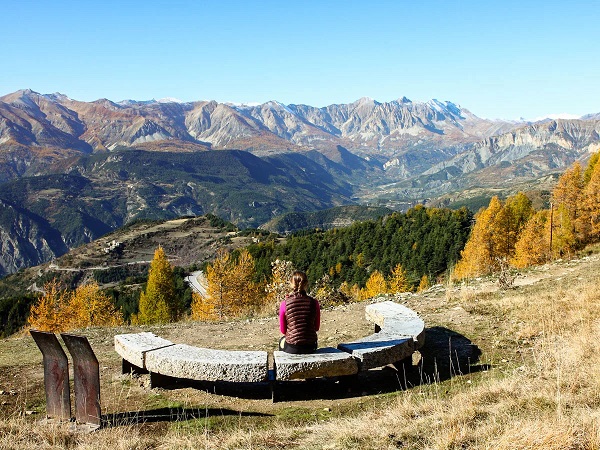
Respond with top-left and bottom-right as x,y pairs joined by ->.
0,90 -> 516,175
3,89 -> 597,186
2,89 -> 600,276
0,148 -> 367,276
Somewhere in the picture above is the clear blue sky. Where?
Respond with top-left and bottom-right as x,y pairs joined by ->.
2,0 -> 599,120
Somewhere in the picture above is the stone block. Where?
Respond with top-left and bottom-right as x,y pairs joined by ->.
274,347 -> 358,380
114,332 -> 174,369
338,332 -> 415,370
366,300 -> 425,347
145,344 -> 268,383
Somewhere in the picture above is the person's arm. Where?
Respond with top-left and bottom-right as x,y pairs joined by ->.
279,301 -> 287,334
314,299 -> 321,331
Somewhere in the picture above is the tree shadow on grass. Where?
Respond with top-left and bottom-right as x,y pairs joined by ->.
102,406 -> 272,428
145,326 -> 489,402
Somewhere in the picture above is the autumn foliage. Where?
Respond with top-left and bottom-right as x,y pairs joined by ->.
135,246 -> 180,325
28,280 -> 123,332
26,152 -> 600,330
454,150 -> 600,279
191,249 -> 264,321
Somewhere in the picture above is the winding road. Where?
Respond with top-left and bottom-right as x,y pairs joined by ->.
185,270 -> 208,297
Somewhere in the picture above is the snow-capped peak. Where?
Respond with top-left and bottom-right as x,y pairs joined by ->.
157,97 -> 185,104
531,113 -> 582,122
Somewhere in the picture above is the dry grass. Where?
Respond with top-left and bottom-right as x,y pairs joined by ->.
293,272 -> 600,449
2,256 -> 600,449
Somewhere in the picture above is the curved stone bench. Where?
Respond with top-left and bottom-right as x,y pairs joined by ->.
114,300 -> 424,388
114,332 -> 174,370
338,300 -> 425,370
275,300 -> 426,378
114,332 -> 269,384
273,347 -> 358,381
145,344 -> 268,383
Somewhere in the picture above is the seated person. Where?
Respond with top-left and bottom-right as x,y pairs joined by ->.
279,271 -> 320,354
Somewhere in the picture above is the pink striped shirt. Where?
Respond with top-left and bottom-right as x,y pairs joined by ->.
279,297 -> 321,334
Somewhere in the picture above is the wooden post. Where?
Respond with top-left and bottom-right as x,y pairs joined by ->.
549,202 -> 554,259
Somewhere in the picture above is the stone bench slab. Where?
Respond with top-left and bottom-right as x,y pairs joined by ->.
274,347 -> 358,380
145,344 -> 269,383
114,332 -> 174,369
338,332 -> 415,370
366,301 -> 426,347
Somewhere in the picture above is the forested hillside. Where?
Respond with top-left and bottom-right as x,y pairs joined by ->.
260,205 -> 393,234
12,150 -> 600,335
248,206 -> 472,288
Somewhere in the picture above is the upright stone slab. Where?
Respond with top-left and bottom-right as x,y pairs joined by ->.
114,332 -> 174,369
338,332 -> 415,370
145,344 -> 269,383
61,333 -> 101,427
274,347 -> 358,380
30,330 -> 71,420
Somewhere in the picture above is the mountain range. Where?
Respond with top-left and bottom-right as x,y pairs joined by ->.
1,89 -> 599,276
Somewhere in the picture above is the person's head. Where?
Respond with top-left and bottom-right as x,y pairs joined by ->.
290,270 -> 308,294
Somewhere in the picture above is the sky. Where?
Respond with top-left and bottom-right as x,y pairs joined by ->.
2,0 -> 599,120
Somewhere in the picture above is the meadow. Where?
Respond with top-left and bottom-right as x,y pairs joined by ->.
1,247 -> 599,449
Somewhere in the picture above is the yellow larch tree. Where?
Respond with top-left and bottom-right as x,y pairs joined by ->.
66,282 -> 123,329
265,259 -> 294,312
417,274 -> 431,293
552,162 -> 584,246
190,292 -> 218,321
339,281 -> 361,301
230,249 -> 264,315
503,192 -> 534,254
137,246 -> 177,325
583,150 -> 600,184
511,210 -> 550,268
552,162 -> 583,214
205,249 -> 232,320
453,196 -> 504,279
580,160 -> 600,242
202,249 -> 264,319
361,270 -> 388,300
551,203 -> 577,258
28,279 -> 70,332
388,263 -> 410,293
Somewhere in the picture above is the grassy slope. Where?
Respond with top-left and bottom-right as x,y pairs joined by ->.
1,248 -> 600,449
